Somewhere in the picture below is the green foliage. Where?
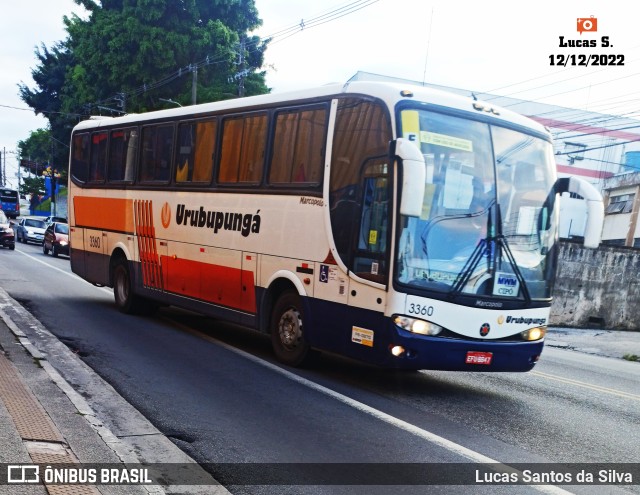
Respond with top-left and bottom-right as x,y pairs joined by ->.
20,177 -> 46,199
17,129 -> 53,164
18,44 -> 76,170
18,0 -> 270,174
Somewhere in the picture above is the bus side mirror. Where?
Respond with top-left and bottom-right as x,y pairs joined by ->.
393,138 -> 426,217
556,177 -> 604,248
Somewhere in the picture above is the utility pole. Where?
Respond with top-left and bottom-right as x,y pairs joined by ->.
115,92 -> 126,113
238,37 -> 245,97
191,65 -> 197,105
1,147 -> 5,187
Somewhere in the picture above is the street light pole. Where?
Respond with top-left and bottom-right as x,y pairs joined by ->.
192,65 -> 197,105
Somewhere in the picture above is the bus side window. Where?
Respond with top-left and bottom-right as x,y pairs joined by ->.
108,128 -> 137,183
219,113 -> 267,184
140,125 -> 174,182
71,133 -> 90,183
176,119 -> 216,184
269,107 -> 326,186
89,132 -> 108,183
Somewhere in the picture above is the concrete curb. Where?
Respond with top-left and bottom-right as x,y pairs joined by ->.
0,287 -> 228,495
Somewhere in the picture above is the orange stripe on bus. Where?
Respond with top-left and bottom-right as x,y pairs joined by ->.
74,197 -> 135,233
161,256 -> 257,313
135,199 -> 163,290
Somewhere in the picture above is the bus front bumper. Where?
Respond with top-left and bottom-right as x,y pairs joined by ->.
384,329 -> 545,372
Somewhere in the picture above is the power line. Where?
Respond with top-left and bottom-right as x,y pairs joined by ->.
83,0 -> 380,113
262,0 -> 379,46
555,136 -> 640,156
0,103 -> 85,119
481,43 -> 640,105
501,71 -> 640,110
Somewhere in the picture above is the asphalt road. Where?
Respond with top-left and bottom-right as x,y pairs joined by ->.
0,241 -> 638,495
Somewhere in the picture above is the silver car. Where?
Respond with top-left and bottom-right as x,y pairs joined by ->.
14,216 -> 47,244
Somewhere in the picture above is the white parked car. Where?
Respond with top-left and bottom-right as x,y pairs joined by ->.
14,216 -> 47,244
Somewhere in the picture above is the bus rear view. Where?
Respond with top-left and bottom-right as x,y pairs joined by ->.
0,188 -> 20,219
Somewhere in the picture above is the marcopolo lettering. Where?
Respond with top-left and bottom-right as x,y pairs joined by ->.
299,197 -> 324,207
176,204 -> 261,237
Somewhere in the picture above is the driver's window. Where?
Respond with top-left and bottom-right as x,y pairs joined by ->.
353,159 -> 389,283
329,97 -> 392,282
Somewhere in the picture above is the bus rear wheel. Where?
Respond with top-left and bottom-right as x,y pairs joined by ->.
270,291 -> 310,367
113,260 -> 157,315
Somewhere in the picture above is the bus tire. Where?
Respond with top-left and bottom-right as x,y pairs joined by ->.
113,260 -> 157,315
270,291 -> 310,367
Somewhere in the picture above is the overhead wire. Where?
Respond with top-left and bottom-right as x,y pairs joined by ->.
481,42 -> 640,105
3,0 -> 381,120
9,0 -> 640,159
83,0 -> 379,113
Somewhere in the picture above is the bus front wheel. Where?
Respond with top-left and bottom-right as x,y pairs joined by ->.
270,291 -> 310,366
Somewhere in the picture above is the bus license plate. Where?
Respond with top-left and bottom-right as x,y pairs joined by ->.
465,351 -> 493,365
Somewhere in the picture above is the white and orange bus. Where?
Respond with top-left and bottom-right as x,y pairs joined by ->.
68,81 -> 603,371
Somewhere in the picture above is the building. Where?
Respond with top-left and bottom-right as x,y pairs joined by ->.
600,172 -> 640,247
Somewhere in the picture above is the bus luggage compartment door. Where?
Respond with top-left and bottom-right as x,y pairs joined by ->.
83,229 -> 109,285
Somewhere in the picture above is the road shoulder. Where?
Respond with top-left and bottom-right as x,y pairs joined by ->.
0,287 -> 227,495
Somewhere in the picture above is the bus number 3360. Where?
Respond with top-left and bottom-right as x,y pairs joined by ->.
89,235 -> 101,249
407,303 -> 434,317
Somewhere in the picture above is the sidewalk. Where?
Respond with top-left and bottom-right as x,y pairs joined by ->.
546,326 -> 640,361
0,288 -> 227,494
0,287 -> 638,493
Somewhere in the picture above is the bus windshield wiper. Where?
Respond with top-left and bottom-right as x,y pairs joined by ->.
450,202 -> 531,303
449,202 -> 494,296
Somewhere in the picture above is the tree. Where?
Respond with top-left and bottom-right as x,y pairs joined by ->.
17,129 -> 51,161
18,43 -> 76,170
20,177 -> 46,201
19,0 -> 270,173
63,0 -> 268,112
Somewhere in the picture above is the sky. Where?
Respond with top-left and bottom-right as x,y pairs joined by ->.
1,0 -> 639,188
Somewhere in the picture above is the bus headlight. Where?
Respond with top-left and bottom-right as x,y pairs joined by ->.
521,326 -> 546,341
394,316 -> 443,336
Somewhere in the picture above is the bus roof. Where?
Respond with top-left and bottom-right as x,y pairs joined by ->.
72,80 -> 548,137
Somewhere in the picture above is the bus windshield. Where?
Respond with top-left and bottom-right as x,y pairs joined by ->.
396,109 -> 558,301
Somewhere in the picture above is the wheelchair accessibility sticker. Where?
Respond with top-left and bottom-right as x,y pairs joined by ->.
320,264 -> 329,283
319,264 -> 341,284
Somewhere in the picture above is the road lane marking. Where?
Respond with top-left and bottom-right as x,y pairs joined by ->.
532,370 -> 640,402
15,249 -> 113,295
17,244 -> 637,404
12,247 -> 620,492
163,317 -> 572,495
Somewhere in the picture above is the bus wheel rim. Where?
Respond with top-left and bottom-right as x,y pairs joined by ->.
116,269 -> 129,302
278,308 -> 302,349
